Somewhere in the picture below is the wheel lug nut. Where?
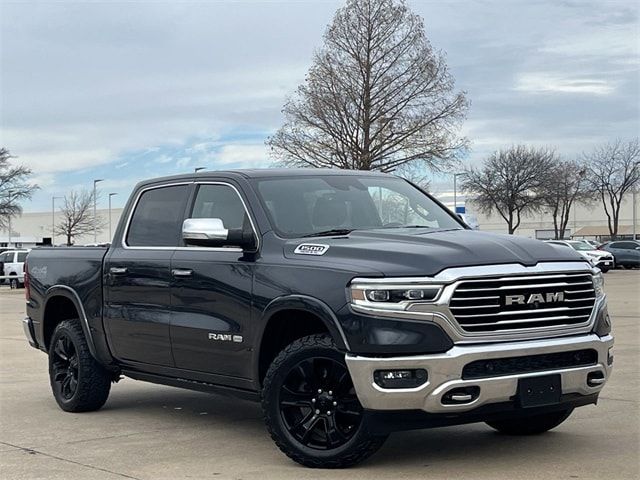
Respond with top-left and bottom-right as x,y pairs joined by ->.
333,401 -> 337,406
315,409 -> 320,414
327,411 -> 331,415
311,398 -> 316,403
328,390 -> 333,395
318,389 -> 322,393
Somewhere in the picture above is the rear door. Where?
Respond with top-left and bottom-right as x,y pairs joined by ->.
169,181 -> 256,379
104,183 -> 190,366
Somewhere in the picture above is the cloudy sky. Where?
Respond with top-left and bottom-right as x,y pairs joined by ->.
1,0 -> 638,212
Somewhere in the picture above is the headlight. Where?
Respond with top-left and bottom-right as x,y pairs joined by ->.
350,282 -> 443,311
585,252 -> 599,258
592,272 -> 605,298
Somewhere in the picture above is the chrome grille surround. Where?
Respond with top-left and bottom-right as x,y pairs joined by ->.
448,272 -> 596,334
350,261 -> 603,344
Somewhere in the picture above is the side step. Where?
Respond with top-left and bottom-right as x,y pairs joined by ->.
121,369 -> 260,402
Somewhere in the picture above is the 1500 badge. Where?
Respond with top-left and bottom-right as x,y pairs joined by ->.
294,244 -> 329,255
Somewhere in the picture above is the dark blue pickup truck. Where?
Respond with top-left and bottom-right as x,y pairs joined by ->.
24,169 -> 613,468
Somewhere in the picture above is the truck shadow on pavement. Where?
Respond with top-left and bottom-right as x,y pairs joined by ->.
99,383 -> 593,469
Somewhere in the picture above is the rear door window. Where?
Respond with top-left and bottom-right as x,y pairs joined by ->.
126,185 -> 189,247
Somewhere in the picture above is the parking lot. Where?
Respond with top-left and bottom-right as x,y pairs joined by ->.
0,270 -> 638,480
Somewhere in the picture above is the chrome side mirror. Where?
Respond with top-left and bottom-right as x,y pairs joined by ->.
182,218 -> 228,242
182,218 -> 256,250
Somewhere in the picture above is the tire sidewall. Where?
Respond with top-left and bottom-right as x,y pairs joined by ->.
263,337 -> 378,464
48,321 -> 85,410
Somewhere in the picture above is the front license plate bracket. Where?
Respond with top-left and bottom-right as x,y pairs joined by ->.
517,374 -> 562,408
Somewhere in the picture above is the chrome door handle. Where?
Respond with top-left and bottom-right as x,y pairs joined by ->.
109,267 -> 128,275
172,269 -> 193,277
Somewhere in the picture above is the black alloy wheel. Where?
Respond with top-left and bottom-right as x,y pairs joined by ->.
51,334 -> 80,400
278,356 -> 362,450
48,319 -> 111,412
262,334 -> 388,468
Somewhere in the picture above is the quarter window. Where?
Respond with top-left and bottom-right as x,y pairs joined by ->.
17,252 -> 28,262
126,185 -> 189,247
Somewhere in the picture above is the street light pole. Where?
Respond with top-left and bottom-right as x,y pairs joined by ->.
93,179 -> 104,243
108,193 -> 118,241
51,195 -> 63,245
453,173 -> 466,213
7,190 -> 13,247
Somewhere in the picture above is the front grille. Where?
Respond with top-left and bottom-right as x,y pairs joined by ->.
449,272 -> 596,334
462,349 -> 598,379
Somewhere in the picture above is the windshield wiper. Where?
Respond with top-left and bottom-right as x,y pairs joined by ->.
302,228 -> 354,238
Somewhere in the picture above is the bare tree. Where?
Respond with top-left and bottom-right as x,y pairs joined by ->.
55,190 -> 106,245
0,148 -> 39,230
462,145 -> 557,234
540,160 -> 590,239
267,0 -> 468,173
583,139 -> 640,240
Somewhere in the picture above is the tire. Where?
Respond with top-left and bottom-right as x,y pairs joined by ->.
600,266 -> 609,273
48,319 -> 111,412
262,334 -> 388,468
9,276 -> 18,289
486,408 -> 573,435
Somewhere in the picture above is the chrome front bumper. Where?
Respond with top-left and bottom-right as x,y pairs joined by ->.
346,333 -> 613,413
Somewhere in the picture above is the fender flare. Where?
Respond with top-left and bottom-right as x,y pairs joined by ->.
254,295 -> 351,384
258,295 -> 350,351
43,285 -> 99,360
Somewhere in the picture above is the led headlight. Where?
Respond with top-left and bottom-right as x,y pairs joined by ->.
592,272 -> 605,298
350,282 -> 443,311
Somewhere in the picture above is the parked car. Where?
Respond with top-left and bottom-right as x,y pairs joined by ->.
578,239 -> 601,250
0,249 -> 29,288
599,240 -> 640,269
545,240 -> 614,272
23,170 -> 613,468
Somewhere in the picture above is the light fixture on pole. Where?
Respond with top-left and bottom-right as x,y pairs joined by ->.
51,195 -> 63,246
93,179 -> 104,243
108,193 -> 118,241
453,173 -> 466,213
194,167 -> 205,173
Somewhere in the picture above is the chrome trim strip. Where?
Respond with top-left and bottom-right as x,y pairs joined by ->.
346,333 -> 613,413
121,181 -> 260,253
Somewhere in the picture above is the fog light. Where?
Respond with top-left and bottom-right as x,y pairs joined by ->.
373,369 -> 427,389
587,371 -> 606,387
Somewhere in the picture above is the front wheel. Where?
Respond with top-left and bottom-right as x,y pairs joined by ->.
261,334 -> 387,468
486,408 -> 573,435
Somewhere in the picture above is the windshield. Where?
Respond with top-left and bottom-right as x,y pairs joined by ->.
568,241 -> 593,251
253,175 -> 463,238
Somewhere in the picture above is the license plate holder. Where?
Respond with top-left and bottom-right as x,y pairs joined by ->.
517,374 -> 562,408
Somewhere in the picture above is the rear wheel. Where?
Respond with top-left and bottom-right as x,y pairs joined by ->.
9,276 -> 18,289
48,319 -> 111,412
262,334 -> 387,468
486,408 -> 573,435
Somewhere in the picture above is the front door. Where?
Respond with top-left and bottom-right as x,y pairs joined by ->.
104,183 -> 190,366
170,182 -> 256,379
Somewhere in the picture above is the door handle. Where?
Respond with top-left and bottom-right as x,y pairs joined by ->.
109,267 -> 128,275
172,268 -> 193,277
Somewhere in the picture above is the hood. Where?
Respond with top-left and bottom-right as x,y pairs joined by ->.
283,228 -> 587,277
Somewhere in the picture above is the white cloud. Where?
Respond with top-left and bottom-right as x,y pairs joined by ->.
214,144 -> 270,169
514,73 -> 615,95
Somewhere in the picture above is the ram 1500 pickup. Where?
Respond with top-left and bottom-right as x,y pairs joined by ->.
24,169 -> 614,468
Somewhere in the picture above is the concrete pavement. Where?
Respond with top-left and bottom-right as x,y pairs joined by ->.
1,270 -> 639,479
